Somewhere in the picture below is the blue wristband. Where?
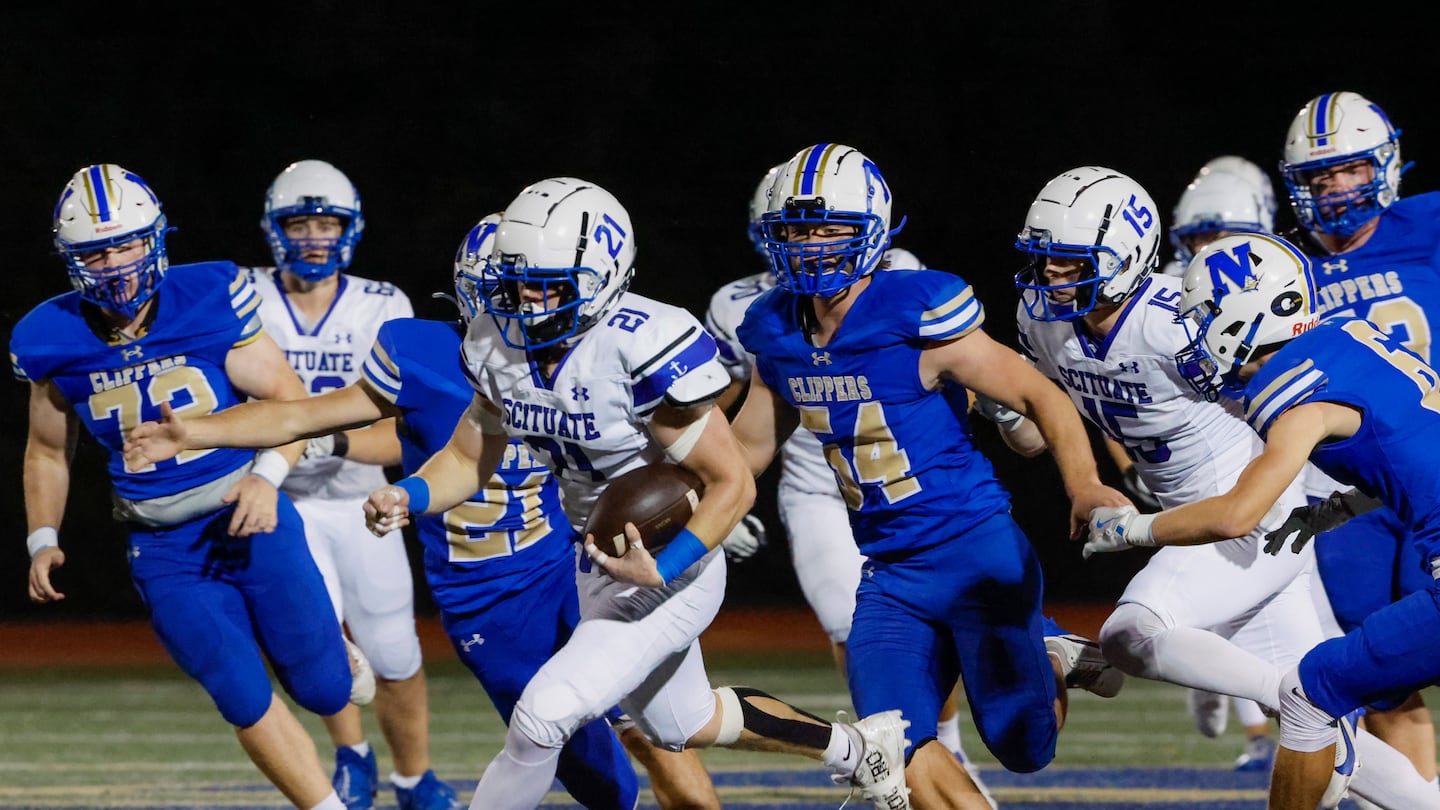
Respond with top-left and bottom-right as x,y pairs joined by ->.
654,528 -> 708,584
395,476 -> 431,514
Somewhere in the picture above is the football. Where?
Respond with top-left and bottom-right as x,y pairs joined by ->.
584,462 -> 705,557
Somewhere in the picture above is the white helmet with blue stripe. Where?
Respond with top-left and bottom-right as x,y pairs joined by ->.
261,159 -> 365,281
759,143 -> 902,296
53,163 -> 170,319
1280,91 -> 1407,237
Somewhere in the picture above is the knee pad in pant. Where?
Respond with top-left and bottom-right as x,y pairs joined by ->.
1099,601 -> 1167,678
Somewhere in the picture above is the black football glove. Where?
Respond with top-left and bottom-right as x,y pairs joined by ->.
1263,488 -> 1384,556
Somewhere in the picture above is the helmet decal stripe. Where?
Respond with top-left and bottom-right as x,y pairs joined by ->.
86,164 -> 111,224
1311,93 -> 1336,146
796,143 -> 839,196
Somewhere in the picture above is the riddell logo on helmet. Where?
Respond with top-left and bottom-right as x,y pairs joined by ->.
1292,318 -> 1319,336
95,222 -> 124,233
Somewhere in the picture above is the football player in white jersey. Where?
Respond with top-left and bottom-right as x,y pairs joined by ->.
249,161 -> 457,810
1011,166 -> 1440,809
362,177 -> 914,810
1150,156 -> 1288,770
704,162 -> 998,807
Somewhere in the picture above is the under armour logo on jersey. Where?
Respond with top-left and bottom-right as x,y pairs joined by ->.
128,545 -> 141,560
1319,258 -> 1349,275
121,346 -> 144,361
460,634 -> 484,652
812,352 -> 832,365
332,332 -> 353,344
571,385 -> 590,401
1116,361 -> 1140,374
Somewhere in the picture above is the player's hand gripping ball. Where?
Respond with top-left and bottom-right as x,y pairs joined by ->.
584,463 -> 705,557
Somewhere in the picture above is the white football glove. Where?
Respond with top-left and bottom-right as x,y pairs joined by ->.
973,394 -> 1026,433
721,513 -> 767,562
1083,505 -> 1157,560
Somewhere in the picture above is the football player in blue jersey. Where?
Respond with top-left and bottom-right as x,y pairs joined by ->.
124,214 -> 725,810
1081,231 -> 1440,809
1269,90 -> 1440,788
14,164 -> 358,810
726,143 -> 1133,808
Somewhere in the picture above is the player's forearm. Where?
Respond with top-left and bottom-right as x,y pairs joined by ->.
340,423 -> 403,467
687,471 -> 757,549
22,452 -> 70,532
407,433 -> 502,515
1029,391 -> 1105,496
187,399 -> 345,451
1149,497 -> 1257,546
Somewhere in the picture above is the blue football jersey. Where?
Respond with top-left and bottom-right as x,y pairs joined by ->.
1243,317 -> 1440,564
10,262 -> 263,500
361,318 -> 573,614
737,269 -> 1012,557
1309,193 -> 1440,363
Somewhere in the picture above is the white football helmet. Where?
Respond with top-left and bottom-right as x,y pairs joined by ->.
1014,166 -> 1161,321
53,164 -> 171,319
759,143 -> 903,296
260,159 -> 364,281
1175,232 -> 1319,400
1280,91 -> 1408,237
746,163 -> 784,254
452,212 -> 502,325
482,177 -> 635,350
1195,155 -> 1277,218
1169,168 -> 1276,265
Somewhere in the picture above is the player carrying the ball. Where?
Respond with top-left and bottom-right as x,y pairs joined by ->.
365,177 -> 913,809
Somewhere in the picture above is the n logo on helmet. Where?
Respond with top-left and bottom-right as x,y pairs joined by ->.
1204,241 -> 1262,301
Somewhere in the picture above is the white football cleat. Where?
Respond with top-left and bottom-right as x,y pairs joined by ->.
1186,688 -> 1229,738
1045,633 -> 1124,698
346,638 -> 376,706
835,709 -> 912,810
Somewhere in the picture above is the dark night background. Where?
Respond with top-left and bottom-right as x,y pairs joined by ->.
2,3 -> 1433,622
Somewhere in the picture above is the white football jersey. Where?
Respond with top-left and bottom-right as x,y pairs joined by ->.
1015,274 -> 1304,509
462,291 -> 730,529
703,248 -> 926,496
248,268 -> 414,500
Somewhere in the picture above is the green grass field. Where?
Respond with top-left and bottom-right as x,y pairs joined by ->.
4,648 -> 1410,808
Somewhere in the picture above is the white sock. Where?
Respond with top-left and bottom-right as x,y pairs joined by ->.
936,715 -> 963,757
1349,728 -> 1440,809
821,723 -> 863,773
343,741 -> 372,758
390,771 -> 422,789
469,724 -> 562,810
308,792 -> 347,810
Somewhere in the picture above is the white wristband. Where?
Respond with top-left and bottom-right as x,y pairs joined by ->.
250,449 -> 291,488
1127,513 -> 1158,547
27,526 -> 59,558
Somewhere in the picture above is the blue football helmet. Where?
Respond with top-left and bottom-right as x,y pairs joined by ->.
759,143 -> 903,296
53,164 -> 171,319
1280,91 -> 1410,237
1175,232 -> 1319,400
1015,166 -> 1161,321
260,159 -> 364,281
452,213 -> 502,326
482,178 -> 635,351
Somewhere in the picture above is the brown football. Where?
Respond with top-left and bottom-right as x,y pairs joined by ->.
584,463 -> 705,557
